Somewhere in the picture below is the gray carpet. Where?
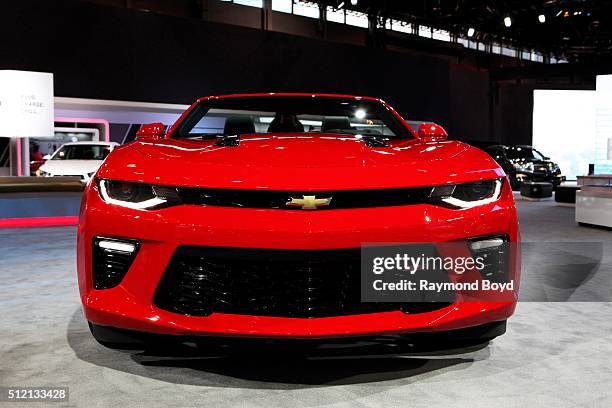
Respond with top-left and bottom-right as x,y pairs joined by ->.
0,199 -> 611,407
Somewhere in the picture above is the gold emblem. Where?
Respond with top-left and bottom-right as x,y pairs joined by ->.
287,195 -> 332,210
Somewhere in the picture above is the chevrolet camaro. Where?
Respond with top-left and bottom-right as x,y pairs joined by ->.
77,93 -> 519,349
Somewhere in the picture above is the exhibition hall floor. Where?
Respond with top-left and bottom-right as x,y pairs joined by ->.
1,200 -> 611,407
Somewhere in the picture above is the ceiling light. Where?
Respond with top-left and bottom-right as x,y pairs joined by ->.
467,27 -> 475,37
350,0 -> 358,5
504,16 -> 512,27
538,14 -> 546,23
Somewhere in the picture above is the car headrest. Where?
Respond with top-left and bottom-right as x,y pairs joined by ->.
268,115 -> 304,133
224,116 -> 255,135
322,117 -> 352,133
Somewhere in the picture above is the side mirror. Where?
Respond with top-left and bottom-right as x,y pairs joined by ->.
418,123 -> 448,143
43,154 -> 51,160
136,122 -> 165,139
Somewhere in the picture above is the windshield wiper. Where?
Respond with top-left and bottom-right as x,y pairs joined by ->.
215,134 -> 240,147
361,135 -> 390,147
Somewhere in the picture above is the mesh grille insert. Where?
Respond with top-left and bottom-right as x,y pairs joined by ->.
154,246 -> 453,318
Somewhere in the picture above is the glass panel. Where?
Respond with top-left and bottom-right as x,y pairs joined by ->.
272,0 -> 292,13
234,0 -> 263,7
326,6 -> 345,23
501,46 -> 515,57
293,1 -> 319,19
391,20 -> 412,34
432,28 -> 451,42
345,11 -> 369,28
52,145 -> 111,160
418,25 -> 432,38
177,97 -> 414,139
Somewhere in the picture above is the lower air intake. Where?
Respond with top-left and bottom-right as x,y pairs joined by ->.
92,237 -> 139,289
153,246 -> 453,318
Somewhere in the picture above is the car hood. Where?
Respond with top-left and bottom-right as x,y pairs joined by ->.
39,160 -> 103,176
98,134 -> 505,190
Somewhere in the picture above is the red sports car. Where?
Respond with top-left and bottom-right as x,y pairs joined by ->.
77,93 -> 519,349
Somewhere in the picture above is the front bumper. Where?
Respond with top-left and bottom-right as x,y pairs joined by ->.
514,172 -> 565,187
77,180 -> 519,338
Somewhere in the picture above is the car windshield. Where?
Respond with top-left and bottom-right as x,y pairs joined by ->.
505,146 -> 545,161
175,96 -> 413,139
52,145 -> 111,160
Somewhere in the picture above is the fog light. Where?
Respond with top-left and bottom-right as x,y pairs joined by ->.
469,237 -> 505,252
469,236 -> 509,284
92,237 -> 140,289
97,239 -> 136,254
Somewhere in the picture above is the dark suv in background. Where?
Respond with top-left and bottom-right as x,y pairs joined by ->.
469,143 -> 564,190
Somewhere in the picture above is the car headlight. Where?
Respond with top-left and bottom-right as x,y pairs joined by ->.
98,179 -> 180,210
513,162 -> 533,173
430,179 -> 503,209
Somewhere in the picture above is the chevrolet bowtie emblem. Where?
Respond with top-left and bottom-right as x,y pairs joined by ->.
287,195 -> 332,210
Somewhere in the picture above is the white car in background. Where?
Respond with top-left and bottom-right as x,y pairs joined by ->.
38,141 -> 118,182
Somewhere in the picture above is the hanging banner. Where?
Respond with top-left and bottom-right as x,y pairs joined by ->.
0,70 -> 54,138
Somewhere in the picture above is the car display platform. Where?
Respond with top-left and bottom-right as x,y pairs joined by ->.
576,175 -> 612,228
555,183 -> 580,206
0,177 -> 83,227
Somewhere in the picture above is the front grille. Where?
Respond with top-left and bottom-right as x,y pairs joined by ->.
530,175 -> 554,182
176,186 -> 432,210
154,246 -> 453,318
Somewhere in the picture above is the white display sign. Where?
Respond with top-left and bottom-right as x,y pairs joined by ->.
533,90 -> 596,181
595,75 -> 612,173
0,70 -> 54,138
533,74 -> 612,179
